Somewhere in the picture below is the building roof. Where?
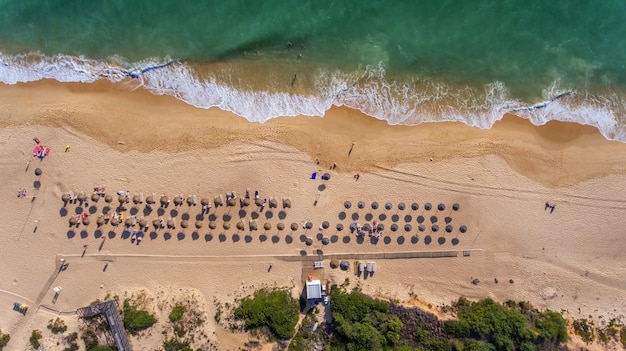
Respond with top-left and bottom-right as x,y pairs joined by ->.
306,279 -> 322,300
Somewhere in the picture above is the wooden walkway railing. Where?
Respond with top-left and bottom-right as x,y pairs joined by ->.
76,300 -> 132,351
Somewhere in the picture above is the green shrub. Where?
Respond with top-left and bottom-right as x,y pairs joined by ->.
169,304 -> 186,322
30,329 -> 42,349
572,318 -> 594,343
81,329 -> 98,350
123,299 -> 156,332
87,346 -> 115,351
233,288 -> 299,339
535,309 -> 568,343
162,337 -> 192,351
47,318 -> 68,334
0,330 -> 10,350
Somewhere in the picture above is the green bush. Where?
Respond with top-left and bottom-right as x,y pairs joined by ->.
0,330 -> 10,350
162,337 -> 192,351
87,346 -> 115,351
123,299 -> 156,332
535,309 -> 568,343
81,329 -> 98,350
47,318 -> 68,334
30,329 -> 42,349
233,288 -> 299,339
169,304 -> 186,322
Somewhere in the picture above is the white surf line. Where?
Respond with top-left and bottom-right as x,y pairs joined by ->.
508,90 -> 574,112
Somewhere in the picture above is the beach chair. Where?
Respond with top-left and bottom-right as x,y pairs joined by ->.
139,193 -> 144,203
193,195 -> 197,206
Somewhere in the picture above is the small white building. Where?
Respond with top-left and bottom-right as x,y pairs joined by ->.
305,279 -> 322,300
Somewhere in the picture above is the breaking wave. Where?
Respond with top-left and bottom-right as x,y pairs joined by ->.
1,52 -> 625,142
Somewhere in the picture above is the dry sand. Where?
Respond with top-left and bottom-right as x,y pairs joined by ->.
0,80 -> 625,350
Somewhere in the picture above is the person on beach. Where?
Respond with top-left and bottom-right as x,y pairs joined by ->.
354,173 -> 360,181
64,144 -> 70,152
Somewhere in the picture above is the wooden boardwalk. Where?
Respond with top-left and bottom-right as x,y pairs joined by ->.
76,300 -> 132,351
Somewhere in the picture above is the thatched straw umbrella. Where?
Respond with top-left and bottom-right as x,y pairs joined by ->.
227,198 -> 237,207
452,203 -> 460,211
160,195 -> 169,206
180,220 -> 188,229
263,222 -> 271,231
390,224 -> 398,232
69,216 -> 77,226
385,202 -> 393,210
398,202 -> 406,210
445,225 -> 453,233
91,193 -> 100,202
125,218 -> 133,227
438,203 -> 445,211
223,222 -> 231,230
34,168 -> 42,176
304,222 -> 313,230
321,221 -> 329,229
146,195 -> 156,204
167,219 -> 175,229
187,196 -> 195,206
404,224 -> 412,232
214,196 -> 223,206
377,223 -> 384,232
96,217 -> 105,227
290,222 -> 298,231
116,195 -> 125,204
249,221 -> 258,231
82,217 -> 90,226
195,221 -> 203,229
62,193 -> 70,203
371,202 -> 379,210
336,223 -> 344,231
282,198 -> 291,208
344,201 -> 351,209
132,194 -> 142,204
255,198 -> 263,206
201,198 -> 209,206
138,218 -> 147,228
424,203 -> 432,211
459,225 -> 467,233
330,259 -> 339,269
236,222 -> 245,230
418,224 -> 426,232
242,198 -> 250,207
209,221 -> 217,230
104,194 -> 113,203
357,201 -> 365,209
269,198 -> 278,208
173,196 -> 183,206
111,217 -> 120,226
432,224 -> 439,232
411,202 -> 419,211
77,193 -> 86,202
277,222 -> 285,231
152,219 -> 161,229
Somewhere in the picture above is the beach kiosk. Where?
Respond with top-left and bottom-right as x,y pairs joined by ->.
306,277 -> 322,301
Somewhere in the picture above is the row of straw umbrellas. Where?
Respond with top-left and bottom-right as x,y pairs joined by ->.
344,201 -> 460,211
61,192 -> 292,209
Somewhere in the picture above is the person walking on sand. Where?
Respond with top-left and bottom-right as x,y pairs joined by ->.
348,142 -> 355,157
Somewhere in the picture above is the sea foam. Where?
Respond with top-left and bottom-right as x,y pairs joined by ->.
1,52 -> 624,142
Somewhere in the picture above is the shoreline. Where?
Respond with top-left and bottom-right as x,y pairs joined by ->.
1,80 -> 626,188
0,80 -> 625,350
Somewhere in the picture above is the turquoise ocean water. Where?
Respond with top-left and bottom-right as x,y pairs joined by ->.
1,0 -> 625,140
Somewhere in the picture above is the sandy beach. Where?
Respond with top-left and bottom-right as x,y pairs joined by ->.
0,80 -> 625,350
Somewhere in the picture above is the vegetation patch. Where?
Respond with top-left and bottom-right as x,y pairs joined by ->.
123,298 -> 157,333
47,317 -> 68,334
169,304 -> 186,322
234,288 -> 299,339
29,329 -> 42,349
573,318 -> 594,343
0,329 -> 10,350
328,285 -> 403,350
